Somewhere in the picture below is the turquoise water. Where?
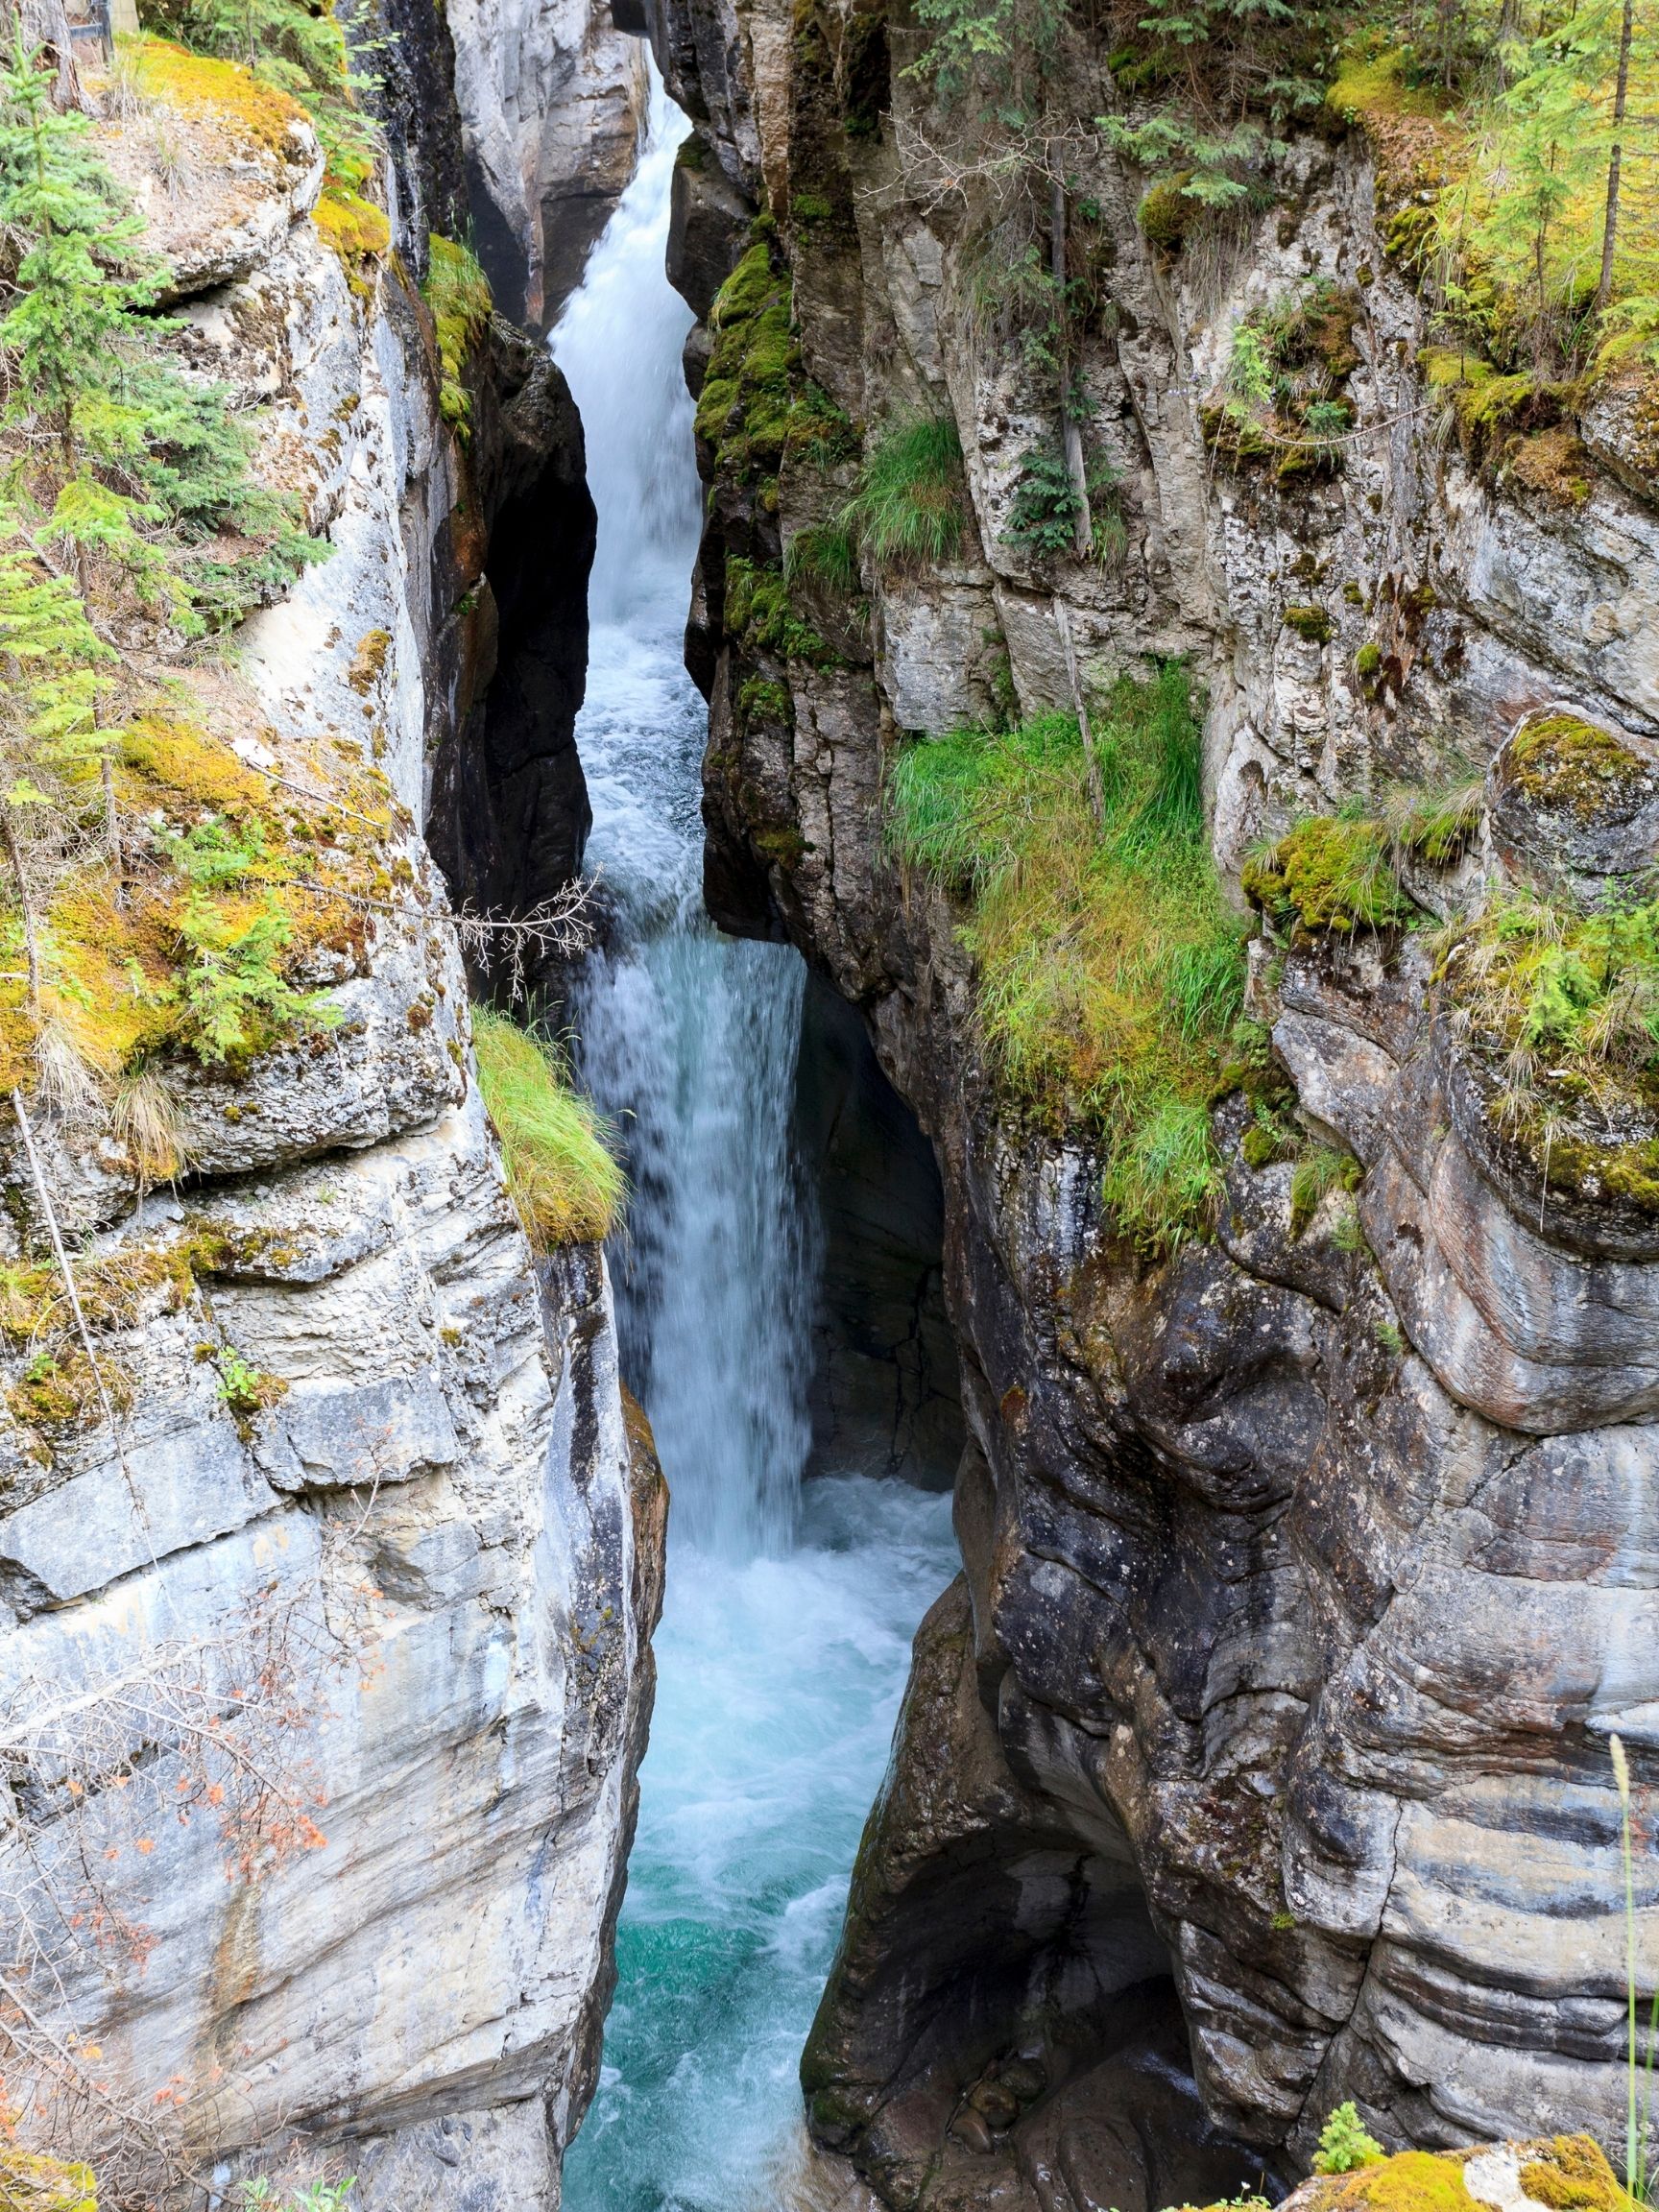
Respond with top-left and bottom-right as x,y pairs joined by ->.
564,1476 -> 954,2211
551,69 -> 958,2212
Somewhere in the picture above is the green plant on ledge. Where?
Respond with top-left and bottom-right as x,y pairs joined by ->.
472,1005 -> 625,1249
840,413 -> 964,570
1313,2101 -> 1385,2176
887,665 -> 1249,1254
421,234 -> 493,438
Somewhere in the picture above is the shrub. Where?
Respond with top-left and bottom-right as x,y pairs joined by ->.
887,667 -> 1250,1253
1313,2102 -> 1385,2176
841,414 -> 964,568
472,1006 -> 624,1249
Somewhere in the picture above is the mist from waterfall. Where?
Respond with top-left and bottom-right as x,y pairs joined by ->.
551,64 -> 955,2210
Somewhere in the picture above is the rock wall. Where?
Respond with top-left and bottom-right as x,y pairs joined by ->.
0,38 -> 661,2212
643,1 -> 1658,2204
447,0 -> 649,331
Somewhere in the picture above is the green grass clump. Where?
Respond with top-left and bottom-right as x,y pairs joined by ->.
422,234 -> 493,437
888,667 -> 1249,1254
841,414 -> 964,569
786,522 -> 859,593
1444,891 -> 1659,1215
1243,813 -> 1417,935
472,1007 -> 624,1249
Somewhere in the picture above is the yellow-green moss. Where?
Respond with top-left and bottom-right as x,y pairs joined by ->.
129,33 -> 306,153
1244,815 -> 1416,935
313,187 -> 391,288
421,233 -> 493,437
1509,710 -> 1649,822
0,2145 -> 98,2212
1515,2134 -> 1639,2212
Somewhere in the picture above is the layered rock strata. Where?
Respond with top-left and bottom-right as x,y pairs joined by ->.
0,43 -> 659,2212
643,0 -> 1658,2201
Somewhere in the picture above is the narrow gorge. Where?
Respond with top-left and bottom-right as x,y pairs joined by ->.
0,0 -> 1652,2210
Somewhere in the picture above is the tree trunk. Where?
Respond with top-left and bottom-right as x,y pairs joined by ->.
10,0 -> 90,111
1053,597 -> 1103,830
1049,163 -> 1092,563
1596,0 -> 1634,320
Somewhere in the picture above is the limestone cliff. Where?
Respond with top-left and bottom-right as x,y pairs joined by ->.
0,32 -> 660,2212
643,0 -> 1657,2203
447,0 -> 649,331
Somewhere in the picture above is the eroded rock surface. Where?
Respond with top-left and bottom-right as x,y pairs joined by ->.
0,38 -> 656,2212
645,0 -> 1658,2198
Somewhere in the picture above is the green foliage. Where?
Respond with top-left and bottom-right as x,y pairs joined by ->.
1313,2103 -> 1385,2176
214,1342 -> 286,1416
904,0 -> 1066,115
472,1006 -> 625,1248
1243,813 -> 1417,935
725,556 -> 830,663
841,414 -> 964,569
1209,280 -> 1361,478
695,243 -> 800,477
421,233 -> 493,438
785,522 -> 859,593
1288,1144 -> 1362,1238
238,2176 -> 357,2212
1002,445 -> 1081,558
1099,0 -> 1334,216
173,890 -> 336,1065
0,37 -> 315,635
887,667 -> 1249,1253
141,0 -> 378,198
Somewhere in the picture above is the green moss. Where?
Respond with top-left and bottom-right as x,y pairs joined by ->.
1284,603 -> 1334,643
472,1007 -> 625,1248
888,669 -> 1249,1254
753,824 -> 807,869
725,557 -> 831,663
1509,710 -> 1650,822
1139,172 -> 1196,252
1514,2136 -> 1641,2212
421,233 -> 493,438
736,675 -> 791,724
1244,815 -> 1416,934
696,243 -> 801,475
1326,47 -> 1447,127
1354,640 -> 1382,679
0,2147 -> 98,2212
1289,1146 -> 1363,1238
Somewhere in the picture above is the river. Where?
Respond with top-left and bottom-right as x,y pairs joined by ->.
550,65 -> 957,2212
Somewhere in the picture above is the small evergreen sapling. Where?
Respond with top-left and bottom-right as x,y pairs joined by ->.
1312,2102 -> 1385,2175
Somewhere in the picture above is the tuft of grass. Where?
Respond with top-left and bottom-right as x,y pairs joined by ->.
841,414 -> 964,569
887,667 -> 1249,1254
1288,1145 -> 1362,1239
421,234 -> 493,438
472,1006 -> 625,1249
785,522 -> 859,593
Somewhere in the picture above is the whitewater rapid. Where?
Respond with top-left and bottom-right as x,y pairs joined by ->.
551,65 -> 955,2212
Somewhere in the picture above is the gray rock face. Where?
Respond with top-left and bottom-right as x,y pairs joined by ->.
447,0 -> 648,329
0,49 -> 658,2212
654,0 -> 1658,2198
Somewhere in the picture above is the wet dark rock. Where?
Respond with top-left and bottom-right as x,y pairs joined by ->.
427,320 -> 596,960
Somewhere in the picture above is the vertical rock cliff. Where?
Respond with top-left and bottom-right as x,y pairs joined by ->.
0,25 -> 661,2212
638,0 -> 1657,2204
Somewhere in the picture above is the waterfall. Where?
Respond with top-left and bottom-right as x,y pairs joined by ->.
555,66 -> 817,1557
552,64 -> 956,2210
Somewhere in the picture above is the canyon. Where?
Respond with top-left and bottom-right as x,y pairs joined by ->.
0,0 -> 1652,2210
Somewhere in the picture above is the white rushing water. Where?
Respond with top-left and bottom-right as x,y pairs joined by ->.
551,65 -> 957,2212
